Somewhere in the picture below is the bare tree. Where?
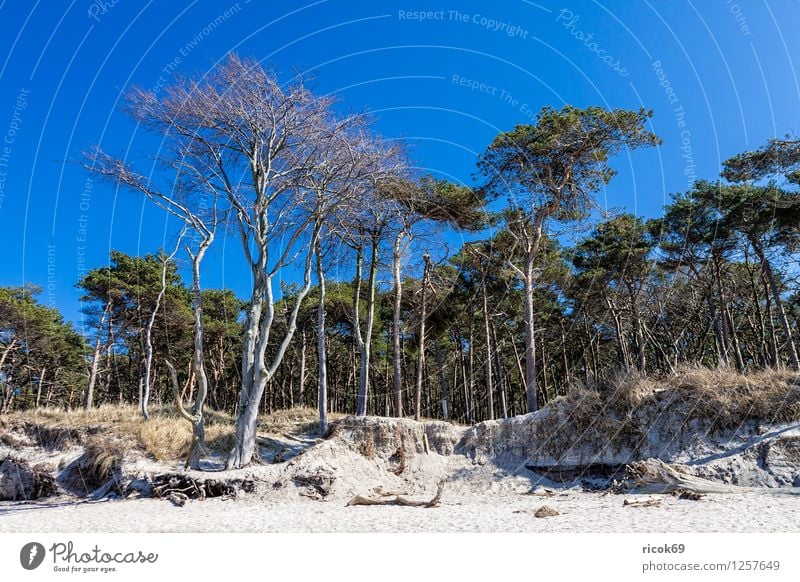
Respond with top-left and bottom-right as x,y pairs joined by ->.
84,55 -> 379,468
84,147 -> 222,468
141,233 -> 184,420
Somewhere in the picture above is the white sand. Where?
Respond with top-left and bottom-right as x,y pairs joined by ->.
2,491 -> 799,533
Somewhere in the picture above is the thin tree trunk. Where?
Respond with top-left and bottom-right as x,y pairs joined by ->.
435,341 -> 450,420
481,279 -> 495,420
298,327 -> 307,407
316,240 -> 329,434
414,252 -> 431,421
490,322 -> 508,418
84,303 -> 110,410
523,248 -> 537,413
391,232 -> 405,417
467,322 -> 476,423
186,238 -> 211,470
750,237 -> 800,370
35,367 -> 46,408
356,234 -> 380,416
142,241 -> 182,420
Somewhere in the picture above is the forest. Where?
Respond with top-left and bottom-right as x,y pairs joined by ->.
2,54 -> 800,470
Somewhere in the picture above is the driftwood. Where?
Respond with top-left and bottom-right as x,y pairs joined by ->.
623,497 -> 662,508
347,479 -> 446,508
623,459 -> 800,495
528,485 -> 557,497
623,459 -> 748,494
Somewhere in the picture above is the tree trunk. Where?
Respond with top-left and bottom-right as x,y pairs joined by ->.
481,278 -> 495,420
227,226 -> 319,469
35,366 -> 46,408
356,234 -> 380,416
187,240 -> 211,470
84,303 -> 110,410
414,253 -> 431,421
523,248 -> 537,413
298,327 -> 307,407
435,341 -> 450,420
142,244 -> 180,421
467,322 -> 476,423
391,232 -> 405,417
750,236 -> 800,370
316,240 -> 329,434
490,322 -> 508,418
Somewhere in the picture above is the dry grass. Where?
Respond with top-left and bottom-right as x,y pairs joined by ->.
258,406 -> 345,435
553,366 -> 800,451
0,403 -> 342,465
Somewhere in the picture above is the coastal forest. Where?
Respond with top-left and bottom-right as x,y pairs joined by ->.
2,55 -> 799,469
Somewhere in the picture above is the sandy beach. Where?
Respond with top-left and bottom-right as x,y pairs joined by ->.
3,491 -> 799,533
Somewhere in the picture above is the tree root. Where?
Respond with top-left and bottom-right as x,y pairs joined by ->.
151,473 -> 252,502
347,479 -> 446,508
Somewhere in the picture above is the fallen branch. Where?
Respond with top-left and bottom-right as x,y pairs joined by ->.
347,479 -> 446,508
623,459 -> 745,494
623,498 -> 661,508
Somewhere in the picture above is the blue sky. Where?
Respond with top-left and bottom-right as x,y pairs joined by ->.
0,0 -> 798,328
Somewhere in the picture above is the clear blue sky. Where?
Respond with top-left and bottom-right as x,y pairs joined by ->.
0,0 -> 798,328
